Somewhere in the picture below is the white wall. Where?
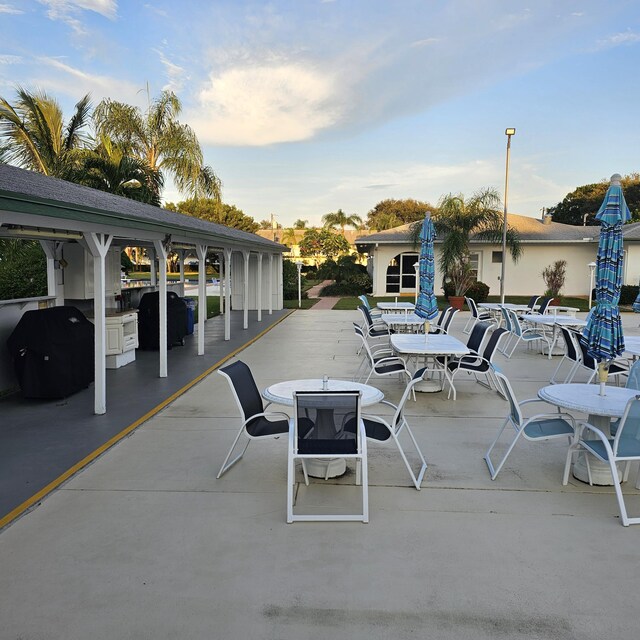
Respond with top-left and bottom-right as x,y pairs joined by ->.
230,252 -> 283,311
369,242 -> 607,297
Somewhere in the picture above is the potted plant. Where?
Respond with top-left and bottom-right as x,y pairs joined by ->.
443,259 -> 475,309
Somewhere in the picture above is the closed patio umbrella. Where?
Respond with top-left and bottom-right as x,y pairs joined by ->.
414,214 -> 439,331
582,174 -> 630,395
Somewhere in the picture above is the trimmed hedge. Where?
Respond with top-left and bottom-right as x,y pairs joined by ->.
442,280 -> 490,303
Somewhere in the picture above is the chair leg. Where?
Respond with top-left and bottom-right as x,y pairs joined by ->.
216,428 -> 251,478
609,457 -> 632,526
484,419 -> 522,480
393,425 -> 427,490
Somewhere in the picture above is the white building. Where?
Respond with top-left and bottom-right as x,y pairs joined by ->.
355,213 -> 640,298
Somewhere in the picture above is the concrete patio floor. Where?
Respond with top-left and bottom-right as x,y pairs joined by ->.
1,309 -> 639,639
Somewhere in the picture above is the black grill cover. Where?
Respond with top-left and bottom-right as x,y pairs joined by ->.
6,306 -> 94,399
137,291 -> 188,350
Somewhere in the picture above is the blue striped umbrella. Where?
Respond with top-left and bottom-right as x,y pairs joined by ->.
415,214 -> 439,322
582,175 -> 630,389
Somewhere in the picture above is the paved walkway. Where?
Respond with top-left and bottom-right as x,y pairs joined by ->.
2,310 -> 640,639
306,279 -> 340,309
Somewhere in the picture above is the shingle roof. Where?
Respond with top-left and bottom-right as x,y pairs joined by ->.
355,213 -> 608,245
0,164 -> 285,252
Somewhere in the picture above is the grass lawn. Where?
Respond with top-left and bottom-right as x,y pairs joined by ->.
193,296 -> 220,321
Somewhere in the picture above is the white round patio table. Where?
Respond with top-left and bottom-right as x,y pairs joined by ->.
263,379 -> 384,478
538,384 -> 637,485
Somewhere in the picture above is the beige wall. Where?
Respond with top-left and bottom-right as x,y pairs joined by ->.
367,241 -> 640,298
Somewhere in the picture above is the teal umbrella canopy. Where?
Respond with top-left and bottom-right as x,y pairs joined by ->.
582,174 -> 630,363
415,215 -> 439,321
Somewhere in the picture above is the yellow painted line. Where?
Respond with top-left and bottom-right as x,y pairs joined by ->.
0,310 -> 295,531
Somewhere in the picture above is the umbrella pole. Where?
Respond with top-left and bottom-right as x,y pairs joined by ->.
598,361 -> 609,396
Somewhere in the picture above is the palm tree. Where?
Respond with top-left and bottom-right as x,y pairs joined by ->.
0,87 -> 91,177
293,219 -> 309,229
414,188 -> 521,296
73,135 -> 164,206
93,89 -> 221,202
322,209 -> 363,233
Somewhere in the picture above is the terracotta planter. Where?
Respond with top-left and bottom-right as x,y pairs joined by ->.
448,296 -> 465,310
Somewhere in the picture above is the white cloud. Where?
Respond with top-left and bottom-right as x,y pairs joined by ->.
38,0 -> 117,35
191,63 -> 343,146
0,54 -> 22,64
34,57 -> 141,104
596,31 -> 640,49
0,3 -> 23,14
144,3 -> 167,18
153,49 -> 186,93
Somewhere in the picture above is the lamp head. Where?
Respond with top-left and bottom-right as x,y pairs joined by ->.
505,128 -> 516,136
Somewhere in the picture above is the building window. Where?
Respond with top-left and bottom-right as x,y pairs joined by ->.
492,251 -> 503,264
385,253 -> 418,293
469,252 -> 480,280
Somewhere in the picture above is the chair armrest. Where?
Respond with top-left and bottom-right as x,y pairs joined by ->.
242,410 -> 290,428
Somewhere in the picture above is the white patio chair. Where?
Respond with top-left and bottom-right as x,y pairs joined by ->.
484,370 -> 577,480
353,326 -> 413,388
563,394 -> 640,526
216,360 -> 290,478
353,369 -> 429,490
352,322 -> 395,382
550,325 -> 582,384
288,390 -> 368,523
358,295 -> 383,321
504,308 -> 551,357
428,306 -> 459,335
463,297 -> 496,334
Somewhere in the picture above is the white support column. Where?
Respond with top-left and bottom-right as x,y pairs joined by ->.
242,250 -> 250,329
224,248 -> 232,340
196,244 -> 208,356
178,249 -> 186,284
268,254 -> 274,314
148,248 -> 157,288
39,240 -> 57,301
218,252 -> 225,315
257,252 -> 263,322
153,239 -> 169,378
84,232 -> 113,415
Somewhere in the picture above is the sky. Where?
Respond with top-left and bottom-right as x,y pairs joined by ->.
1,0 -> 640,227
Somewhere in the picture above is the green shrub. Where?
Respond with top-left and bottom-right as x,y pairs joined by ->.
619,285 -> 639,305
320,272 -> 372,296
283,259 -> 309,300
441,279 -> 489,302
466,280 -> 490,303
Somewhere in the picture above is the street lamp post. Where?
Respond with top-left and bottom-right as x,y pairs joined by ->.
414,261 -> 420,304
500,128 -> 516,304
295,260 -> 303,308
588,261 -> 596,308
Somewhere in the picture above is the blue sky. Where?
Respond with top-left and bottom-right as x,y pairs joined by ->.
1,0 -> 640,226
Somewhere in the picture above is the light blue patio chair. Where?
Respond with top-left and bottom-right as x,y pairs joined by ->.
504,308 -> 551,357
498,306 -> 514,355
358,295 -> 382,321
610,360 -> 640,437
484,370 -> 577,480
563,394 -> 640,526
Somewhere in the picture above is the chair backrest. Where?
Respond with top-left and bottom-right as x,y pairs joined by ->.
433,307 -> 447,328
500,307 -> 512,333
441,307 -> 458,333
358,295 -> 371,310
577,335 -> 596,369
613,395 -> 640,456
507,308 -> 524,338
467,321 -> 491,353
627,360 -> 640,390
358,304 -> 374,328
494,370 -> 523,428
527,295 -> 540,310
558,326 -> 580,363
481,327 -> 509,363
293,391 -> 361,456
466,297 -> 479,318
353,325 -> 376,362
218,360 -> 264,424
537,297 -> 553,314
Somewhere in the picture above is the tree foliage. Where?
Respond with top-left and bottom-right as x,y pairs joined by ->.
366,198 -> 436,230
165,198 -> 259,233
322,208 -> 363,232
298,228 -> 351,260
93,89 -> 221,201
0,87 -> 91,177
0,239 -> 47,300
547,174 -> 640,225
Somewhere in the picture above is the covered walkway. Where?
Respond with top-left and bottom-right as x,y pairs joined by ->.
0,309 -> 290,527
